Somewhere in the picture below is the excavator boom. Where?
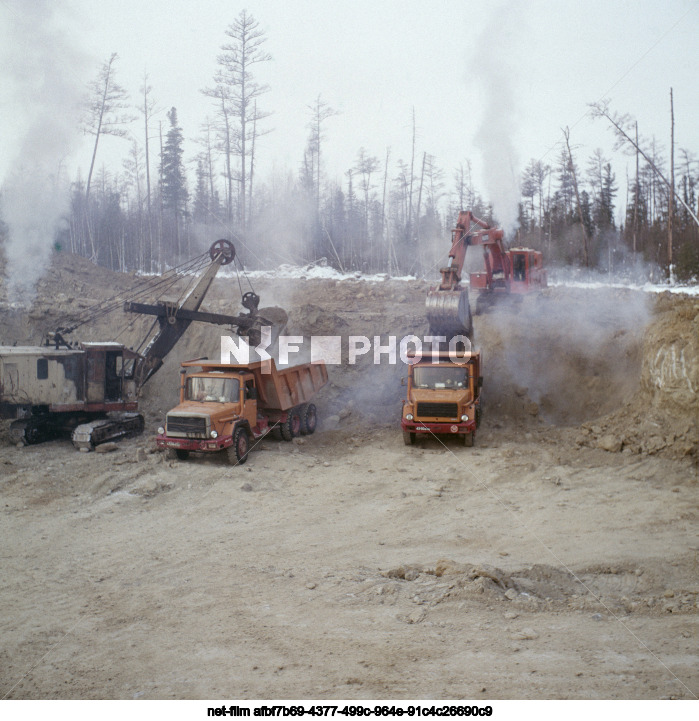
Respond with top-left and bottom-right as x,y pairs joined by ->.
1,239 -> 288,450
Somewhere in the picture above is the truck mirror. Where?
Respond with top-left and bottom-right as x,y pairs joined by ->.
400,377 -> 406,386
478,376 -> 483,388
248,387 -> 258,400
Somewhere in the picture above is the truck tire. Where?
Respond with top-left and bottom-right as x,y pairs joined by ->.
462,432 -> 474,447
301,403 -> 317,435
271,426 -> 283,440
403,430 -> 416,445
280,408 -> 302,441
228,426 -> 249,465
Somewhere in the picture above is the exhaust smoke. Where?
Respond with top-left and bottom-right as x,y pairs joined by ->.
0,1 -> 87,303
470,2 -> 522,237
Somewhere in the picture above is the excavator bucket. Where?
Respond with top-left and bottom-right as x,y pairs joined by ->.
425,288 -> 473,339
243,306 -> 289,347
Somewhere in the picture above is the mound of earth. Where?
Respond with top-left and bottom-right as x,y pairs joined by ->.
576,295 -> 699,460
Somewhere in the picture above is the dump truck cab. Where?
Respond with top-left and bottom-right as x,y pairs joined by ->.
164,368 -> 263,447
401,350 -> 482,447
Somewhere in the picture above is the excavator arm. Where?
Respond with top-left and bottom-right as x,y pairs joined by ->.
426,211 -> 492,340
128,240 -> 235,387
126,240 -> 287,389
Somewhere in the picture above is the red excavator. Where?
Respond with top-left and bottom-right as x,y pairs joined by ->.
425,211 -> 547,332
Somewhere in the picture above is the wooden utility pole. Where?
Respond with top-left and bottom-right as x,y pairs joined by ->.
633,122 -> 639,254
414,152 -> 426,271
382,147 -> 390,274
669,88 -> 675,273
407,108 -> 416,239
141,74 -> 155,272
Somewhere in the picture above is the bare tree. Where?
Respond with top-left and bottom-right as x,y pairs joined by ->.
354,147 -> 380,262
306,94 -> 338,218
590,100 -> 699,229
204,86 -> 235,223
204,11 -> 272,234
563,127 -> 590,267
454,160 -> 476,211
138,72 -> 157,270
83,53 -> 135,258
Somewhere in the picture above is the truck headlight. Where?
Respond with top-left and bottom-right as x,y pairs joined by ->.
406,413 -> 413,421
157,426 -> 165,435
210,429 -> 218,439
461,414 -> 469,421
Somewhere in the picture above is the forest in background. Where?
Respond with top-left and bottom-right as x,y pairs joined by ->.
1,10 -> 698,283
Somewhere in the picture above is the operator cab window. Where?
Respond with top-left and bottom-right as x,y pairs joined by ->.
414,366 -> 468,389
37,358 -> 49,380
116,355 -> 135,379
245,380 -> 257,400
186,376 -> 239,402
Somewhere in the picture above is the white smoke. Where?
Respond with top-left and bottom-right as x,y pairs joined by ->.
0,1 -> 87,303
471,3 -> 522,237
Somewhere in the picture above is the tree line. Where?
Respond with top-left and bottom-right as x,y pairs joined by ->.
2,10 -> 698,282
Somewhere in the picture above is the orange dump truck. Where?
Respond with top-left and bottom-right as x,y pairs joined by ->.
401,351 -> 482,446
156,358 -> 327,464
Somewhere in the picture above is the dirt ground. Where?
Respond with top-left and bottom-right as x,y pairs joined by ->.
0,254 -> 697,700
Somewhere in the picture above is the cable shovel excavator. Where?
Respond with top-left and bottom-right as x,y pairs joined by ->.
0,240 -> 288,450
425,210 -> 547,333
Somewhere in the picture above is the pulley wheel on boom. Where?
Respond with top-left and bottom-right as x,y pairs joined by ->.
209,239 -> 236,265
241,291 -> 260,312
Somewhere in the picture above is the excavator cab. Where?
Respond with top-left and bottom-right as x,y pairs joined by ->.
82,343 -> 140,406
512,252 -> 527,282
506,248 -> 547,294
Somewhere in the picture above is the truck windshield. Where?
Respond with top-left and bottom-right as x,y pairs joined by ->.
186,376 -> 240,402
413,366 -> 468,389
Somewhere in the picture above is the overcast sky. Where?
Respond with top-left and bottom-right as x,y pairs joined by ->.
1,0 -> 698,228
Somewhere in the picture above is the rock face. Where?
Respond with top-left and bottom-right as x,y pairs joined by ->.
641,297 -> 699,417
578,297 -> 699,461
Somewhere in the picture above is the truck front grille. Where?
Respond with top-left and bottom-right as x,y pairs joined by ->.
416,402 -> 459,419
166,415 -> 207,437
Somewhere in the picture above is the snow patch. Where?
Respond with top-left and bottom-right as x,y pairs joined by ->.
224,264 -> 417,283
549,279 -> 699,296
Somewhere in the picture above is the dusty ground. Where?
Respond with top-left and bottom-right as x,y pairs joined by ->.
0,253 -> 697,700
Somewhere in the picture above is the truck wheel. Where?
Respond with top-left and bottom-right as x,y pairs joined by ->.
462,432 -> 474,447
228,426 -> 249,465
280,409 -> 301,441
301,403 -> 317,435
403,431 -> 416,445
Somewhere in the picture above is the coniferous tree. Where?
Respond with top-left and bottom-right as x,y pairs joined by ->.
161,107 -> 189,259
